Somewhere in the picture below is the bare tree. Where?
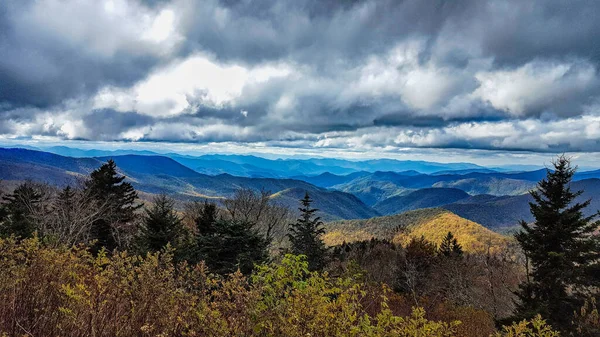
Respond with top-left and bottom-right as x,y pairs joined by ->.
223,188 -> 291,244
38,185 -> 110,247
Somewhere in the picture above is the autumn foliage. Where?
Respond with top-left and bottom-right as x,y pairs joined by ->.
0,236 -> 559,337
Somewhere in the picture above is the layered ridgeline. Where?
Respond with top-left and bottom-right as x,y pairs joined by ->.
443,178 -> 600,230
36,145 -> 488,176
2,147 -> 600,228
0,148 -> 376,221
324,208 -> 510,252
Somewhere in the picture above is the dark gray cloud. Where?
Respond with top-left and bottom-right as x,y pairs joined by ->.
0,0 -> 169,107
0,0 -> 600,154
82,109 -> 155,140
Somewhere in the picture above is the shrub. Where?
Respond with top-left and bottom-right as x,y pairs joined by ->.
0,238 -> 462,336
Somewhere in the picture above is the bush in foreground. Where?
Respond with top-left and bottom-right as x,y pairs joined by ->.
0,237 -> 557,336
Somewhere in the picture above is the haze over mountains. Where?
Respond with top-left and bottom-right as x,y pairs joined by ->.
1,146 -> 599,229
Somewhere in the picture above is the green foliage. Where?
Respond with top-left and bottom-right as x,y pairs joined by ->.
514,156 -> 600,331
192,200 -> 269,275
493,315 -> 559,337
0,182 -> 43,239
439,231 -> 463,258
138,194 -> 183,253
84,159 -> 140,251
288,192 -> 328,271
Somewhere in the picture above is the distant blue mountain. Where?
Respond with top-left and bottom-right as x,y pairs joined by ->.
33,145 -> 492,176
442,179 -> 600,229
0,148 -> 377,221
373,188 -> 470,215
45,146 -> 160,158
96,155 -> 202,178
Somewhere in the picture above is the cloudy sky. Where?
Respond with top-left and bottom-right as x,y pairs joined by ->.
1,0 -> 600,165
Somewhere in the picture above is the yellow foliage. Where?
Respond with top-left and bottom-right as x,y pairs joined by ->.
0,237 -> 462,336
493,315 -> 560,337
325,208 -> 511,253
394,212 -> 511,253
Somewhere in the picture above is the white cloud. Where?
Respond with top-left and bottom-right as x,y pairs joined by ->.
93,54 -> 294,117
15,0 -> 183,58
474,60 -> 598,116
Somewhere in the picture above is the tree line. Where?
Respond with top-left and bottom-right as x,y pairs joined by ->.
0,159 -> 326,276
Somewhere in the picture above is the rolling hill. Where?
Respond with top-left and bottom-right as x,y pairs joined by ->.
270,187 -> 380,221
323,168 -> 600,206
442,179 -> 600,229
291,171 -> 372,188
432,177 -> 537,196
97,155 -> 203,178
323,208 -> 510,252
373,188 -> 470,215
0,148 -> 377,221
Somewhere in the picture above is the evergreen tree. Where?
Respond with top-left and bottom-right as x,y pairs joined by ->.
85,159 -> 140,251
288,192 -> 328,271
514,156 -> 600,331
0,182 -> 42,239
192,200 -> 268,274
438,231 -> 463,257
55,186 -> 76,224
139,194 -> 183,253
196,200 -> 219,234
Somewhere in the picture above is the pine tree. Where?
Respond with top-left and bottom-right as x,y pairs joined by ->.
196,200 -> 219,235
514,156 -> 600,331
139,194 -> 183,253
0,182 -> 42,239
85,159 -> 140,251
192,200 -> 268,274
55,186 -> 76,224
288,192 -> 327,271
439,231 -> 463,257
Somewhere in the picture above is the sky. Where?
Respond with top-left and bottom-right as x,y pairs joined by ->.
1,0 -> 600,166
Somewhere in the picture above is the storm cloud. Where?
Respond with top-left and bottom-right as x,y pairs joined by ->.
1,0 -> 600,154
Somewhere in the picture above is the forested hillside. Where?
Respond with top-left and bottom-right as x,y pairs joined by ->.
324,208 -> 509,252
373,188 -> 470,215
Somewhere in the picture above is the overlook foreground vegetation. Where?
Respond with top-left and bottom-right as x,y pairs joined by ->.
0,156 -> 598,336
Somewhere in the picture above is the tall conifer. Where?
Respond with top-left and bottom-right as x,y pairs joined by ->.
514,156 -> 600,331
288,192 -> 328,271
139,194 -> 182,253
85,159 -> 140,251
0,182 -> 42,239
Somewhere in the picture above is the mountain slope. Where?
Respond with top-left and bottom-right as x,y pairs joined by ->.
270,187 -> 380,221
324,208 -> 510,252
0,148 -> 102,186
432,177 -> 537,196
96,155 -> 203,178
442,178 -> 600,229
373,188 -> 470,215
292,171 -> 371,188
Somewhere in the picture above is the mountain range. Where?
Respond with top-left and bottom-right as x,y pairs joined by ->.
9,145 -> 498,176
0,148 -> 377,221
1,147 -> 599,230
